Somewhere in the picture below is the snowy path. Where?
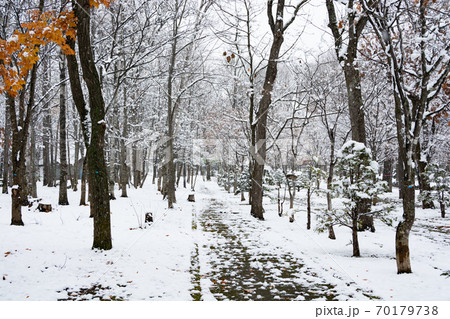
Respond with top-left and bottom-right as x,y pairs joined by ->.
189,183 -> 375,301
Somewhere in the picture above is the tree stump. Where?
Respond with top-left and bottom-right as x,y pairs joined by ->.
145,212 -> 153,224
38,203 -> 52,213
188,194 -> 195,202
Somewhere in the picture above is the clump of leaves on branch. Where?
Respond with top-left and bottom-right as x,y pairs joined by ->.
0,9 -> 76,95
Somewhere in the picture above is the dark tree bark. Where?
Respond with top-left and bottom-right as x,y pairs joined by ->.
326,0 -> 368,145
52,125 -> 58,188
166,19 -> 178,209
73,125 -> 80,192
8,94 -> 24,226
183,162 -> 187,188
29,123 -> 38,198
120,106 -> 128,198
326,135 -> 337,239
2,103 -> 10,194
42,58 -> 51,187
132,145 -> 139,188
58,52 -> 69,205
440,201 -> 446,218
206,159 -> 211,181
65,35 -> 88,206
250,0 -> 307,220
79,155 -> 87,206
396,158 -> 404,199
74,0 -> 111,250
382,158 -> 393,192
176,161 -> 182,187
107,128 -> 117,200
152,151 -> 157,185
306,187 -> 311,230
352,209 -> 361,257
42,113 -> 51,186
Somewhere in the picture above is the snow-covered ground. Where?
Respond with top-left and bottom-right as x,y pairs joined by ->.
0,178 -> 449,301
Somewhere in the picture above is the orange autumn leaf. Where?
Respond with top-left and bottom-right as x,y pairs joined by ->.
90,0 -> 113,8
0,8 -> 77,96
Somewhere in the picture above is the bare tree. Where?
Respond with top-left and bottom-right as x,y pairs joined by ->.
68,0 -> 112,250
250,0 -> 308,220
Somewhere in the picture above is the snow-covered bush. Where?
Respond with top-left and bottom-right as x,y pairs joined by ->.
237,167 -> 251,193
263,167 -> 276,186
316,141 -> 392,256
272,168 -> 285,187
420,163 -> 450,218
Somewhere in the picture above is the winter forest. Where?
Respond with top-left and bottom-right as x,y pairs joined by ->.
0,0 -> 449,304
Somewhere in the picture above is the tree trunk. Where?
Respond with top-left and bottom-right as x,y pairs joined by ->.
157,166 -> 163,193
328,226 -> 336,240
58,52 -> 69,205
67,139 -> 73,190
382,158 -> 393,192
166,79 -> 176,208
108,164 -> 116,200
79,156 -> 87,206
29,124 -> 38,198
206,160 -> 211,181
120,103 -> 128,198
75,0 -> 111,250
395,105 -> 415,273
72,121 -> 79,192
152,164 -> 157,184
307,187 -> 311,230
440,200 -> 445,218
395,184 -> 414,273
250,1 -> 289,220
43,110 -> 51,186
2,104 -> 10,194
352,211 -> 360,257
327,149 -> 336,240
183,162 -> 187,188
187,162 -> 191,184
108,138 -> 116,200
11,187 -> 23,226
50,126 -> 56,188
397,159 -> 404,199
132,145 -> 138,188
176,161 -> 182,187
